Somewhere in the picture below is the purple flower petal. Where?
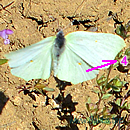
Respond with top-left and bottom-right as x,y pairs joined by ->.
0,30 -> 7,39
0,29 -> 13,44
5,29 -> 13,35
4,39 -> 10,44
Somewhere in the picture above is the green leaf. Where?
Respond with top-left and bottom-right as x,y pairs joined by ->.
125,48 -> 130,59
115,98 -> 121,106
102,106 -> 107,114
86,103 -> 90,111
125,48 -> 130,55
43,87 -> 55,92
108,76 -> 124,89
128,103 -> 130,109
97,74 -> 107,86
113,61 -> 119,68
0,59 -> 8,65
99,117 -> 111,124
35,83 -> 54,92
121,101 -> 127,109
102,94 -> 112,99
115,80 -> 123,87
125,20 -> 130,32
116,24 -> 127,39
87,96 -> 91,104
118,51 -> 124,58
111,85 -> 121,92
92,89 -> 100,94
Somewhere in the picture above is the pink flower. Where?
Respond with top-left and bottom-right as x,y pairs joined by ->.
0,29 -> 13,44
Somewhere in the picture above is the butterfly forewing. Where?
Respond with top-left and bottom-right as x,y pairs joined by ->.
5,36 -> 55,81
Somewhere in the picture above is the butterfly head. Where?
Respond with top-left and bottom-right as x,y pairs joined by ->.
56,30 -> 64,38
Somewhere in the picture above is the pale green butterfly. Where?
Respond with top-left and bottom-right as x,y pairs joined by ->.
5,30 -> 125,84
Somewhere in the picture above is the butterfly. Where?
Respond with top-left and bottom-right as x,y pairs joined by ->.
5,30 -> 125,84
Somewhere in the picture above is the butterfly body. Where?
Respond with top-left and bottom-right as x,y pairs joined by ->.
53,31 -> 65,74
5,31 -> 125,84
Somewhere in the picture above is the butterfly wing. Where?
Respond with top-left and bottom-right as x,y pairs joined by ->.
54,31 -> 125,84
65,31 -> 125,69
5,36 -> 56,81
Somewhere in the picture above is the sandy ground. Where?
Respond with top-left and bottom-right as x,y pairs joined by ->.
0,0 -> 130,130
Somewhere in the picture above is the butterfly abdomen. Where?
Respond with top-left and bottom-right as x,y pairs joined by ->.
52,31 -> 66,74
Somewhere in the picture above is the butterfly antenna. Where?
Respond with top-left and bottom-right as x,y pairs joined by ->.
56,0 -> 86,32
49,15 -> 62,32
62,0 -> 86,31
56,18 -> 62,32
62,22 -> 72,32
73,0 -> 86,17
